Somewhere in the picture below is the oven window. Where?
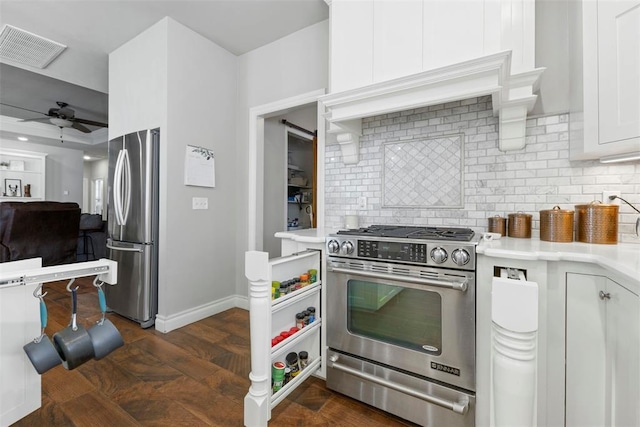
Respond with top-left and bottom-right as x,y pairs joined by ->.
347,280 -> 442,355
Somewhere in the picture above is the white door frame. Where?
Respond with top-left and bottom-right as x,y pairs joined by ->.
248,88 -> 326,251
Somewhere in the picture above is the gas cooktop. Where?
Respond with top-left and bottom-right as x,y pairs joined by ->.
336,225 -> 475,242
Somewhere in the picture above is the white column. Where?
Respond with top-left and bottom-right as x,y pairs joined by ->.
243,251 -> 271,427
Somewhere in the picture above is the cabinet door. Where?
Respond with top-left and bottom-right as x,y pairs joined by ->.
597,1 -> 640,146
566,273 -> 640,427
566,273 -> 606,427
330,0 -> 374,92
373,0 -> 422,83
607,278 -> 639,426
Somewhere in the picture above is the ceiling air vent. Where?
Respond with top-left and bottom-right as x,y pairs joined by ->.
0,25 -> 66,69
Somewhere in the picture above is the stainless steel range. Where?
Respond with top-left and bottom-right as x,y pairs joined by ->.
325,225 -> 479,427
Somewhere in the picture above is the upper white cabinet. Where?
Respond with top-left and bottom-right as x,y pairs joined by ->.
323,0 -> 543,159
569,0 -> 640,160
0,149 -> 47,201
328,0 -> 536,94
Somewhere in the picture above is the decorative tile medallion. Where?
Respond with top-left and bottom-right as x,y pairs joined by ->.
383,134 -> 464,208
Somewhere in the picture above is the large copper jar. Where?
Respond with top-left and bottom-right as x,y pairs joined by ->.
575,202 -> 618,244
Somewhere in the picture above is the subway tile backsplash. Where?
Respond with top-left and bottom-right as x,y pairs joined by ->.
324,96 -> 640,243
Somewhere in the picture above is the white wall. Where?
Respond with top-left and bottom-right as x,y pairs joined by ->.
0,138 -> 83,204
235,20 -> 329,297
110,17 -> 238,330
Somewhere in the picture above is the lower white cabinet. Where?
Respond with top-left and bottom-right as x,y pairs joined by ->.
0,259 -> 42,427
566,272 -> 639,427
244,250 -> 321,427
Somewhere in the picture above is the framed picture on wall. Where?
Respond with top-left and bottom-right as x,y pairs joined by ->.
4,178 -> 22,197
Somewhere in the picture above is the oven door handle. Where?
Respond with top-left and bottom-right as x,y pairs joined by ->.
329,354 -> 469,415
329,267 -> 468,292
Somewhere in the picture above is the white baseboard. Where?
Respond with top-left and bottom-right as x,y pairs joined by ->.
155,294 -> 249,333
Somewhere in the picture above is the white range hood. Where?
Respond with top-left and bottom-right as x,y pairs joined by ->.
320,51 -> 544,164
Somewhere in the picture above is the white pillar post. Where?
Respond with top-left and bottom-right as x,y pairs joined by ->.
244,251 -> 271,427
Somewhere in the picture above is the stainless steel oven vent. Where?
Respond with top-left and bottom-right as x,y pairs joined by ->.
0,25 -> 67,69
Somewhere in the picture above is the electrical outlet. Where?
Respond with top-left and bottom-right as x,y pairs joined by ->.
602,191 -> 620,205
357,196 -> 367,210
192,197 -> 208,210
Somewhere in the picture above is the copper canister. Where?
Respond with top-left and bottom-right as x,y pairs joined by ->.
508,212 -> 532,238
575,202 -> 618,244
540,206 -> 574,242
488,215 -> 507,236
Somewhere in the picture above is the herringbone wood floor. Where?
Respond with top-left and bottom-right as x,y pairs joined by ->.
12,276 -> 415,426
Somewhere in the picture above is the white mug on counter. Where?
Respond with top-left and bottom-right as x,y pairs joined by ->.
345,215 -> 359,230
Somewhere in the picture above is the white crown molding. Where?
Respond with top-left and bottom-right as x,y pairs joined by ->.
319,51 -> 545,162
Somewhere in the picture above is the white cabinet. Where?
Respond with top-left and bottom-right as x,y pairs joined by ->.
244,250 -> 322,426
328,0 -> 536,93
569,0 -> 640,160
0,259 -> 41,427
0,149 -> 47,201
566,273 -> 639,427
373,0 -> 422,84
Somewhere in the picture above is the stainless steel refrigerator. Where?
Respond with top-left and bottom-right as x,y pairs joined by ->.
105,128 -> 159,328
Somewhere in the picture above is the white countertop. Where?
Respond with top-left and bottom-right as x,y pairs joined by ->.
274,228 -> 335,244
477,237 -> 640,289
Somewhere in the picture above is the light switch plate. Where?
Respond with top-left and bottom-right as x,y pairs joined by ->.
192,197 -> 208,210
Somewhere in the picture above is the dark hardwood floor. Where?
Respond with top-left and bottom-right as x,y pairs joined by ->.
13,276 -> 415,426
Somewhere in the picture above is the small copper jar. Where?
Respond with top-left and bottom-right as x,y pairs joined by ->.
508,212 -> 532,238
488,215 -> 507,236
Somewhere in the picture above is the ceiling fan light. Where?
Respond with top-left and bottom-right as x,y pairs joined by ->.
50,117 -> 72,128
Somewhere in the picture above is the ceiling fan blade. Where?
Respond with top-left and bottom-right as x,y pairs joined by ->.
71,122 -> 91,133
73,117 -> 108,127
18,117 -> 52,123
0,102 -> 48,116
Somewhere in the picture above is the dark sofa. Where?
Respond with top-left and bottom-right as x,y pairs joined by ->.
0,201 -> 81,266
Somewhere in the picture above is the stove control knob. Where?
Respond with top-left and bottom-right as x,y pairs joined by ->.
452,249 -> 470,266
327,240 -> 340,254
430,247 -> 448,264
341,241 -> 355,255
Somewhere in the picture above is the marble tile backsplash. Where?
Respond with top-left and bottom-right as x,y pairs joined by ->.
324,96 -> 640,243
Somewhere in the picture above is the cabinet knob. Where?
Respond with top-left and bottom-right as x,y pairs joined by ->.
599,290 -> 610,300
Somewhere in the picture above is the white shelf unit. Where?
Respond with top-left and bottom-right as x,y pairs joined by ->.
0,149 -> 47,201
244,249 -> 322,426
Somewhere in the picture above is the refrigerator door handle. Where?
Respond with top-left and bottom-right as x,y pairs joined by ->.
106,243 -> 143,253
120,148 -> 132,225
113,148 -> 132,226
113,149 -> 125,225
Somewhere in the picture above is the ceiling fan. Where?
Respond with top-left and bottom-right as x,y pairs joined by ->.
11,101 -> 108,133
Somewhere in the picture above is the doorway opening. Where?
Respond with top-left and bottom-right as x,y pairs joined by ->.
248,89 -> 325,258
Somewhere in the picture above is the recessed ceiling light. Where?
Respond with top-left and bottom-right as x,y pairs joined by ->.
83,155 -> 91,160
17,136 -> 28,141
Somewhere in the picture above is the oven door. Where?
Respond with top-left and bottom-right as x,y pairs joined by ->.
327,258 -> 475,391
